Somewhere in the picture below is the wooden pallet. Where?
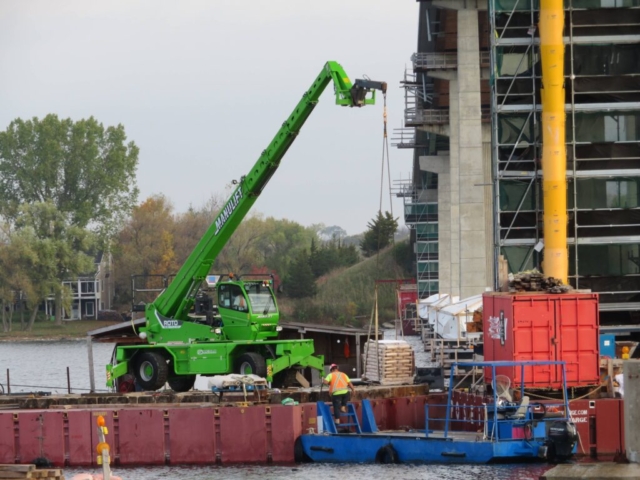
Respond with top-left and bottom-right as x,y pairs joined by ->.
363,340 -> 415,384
0,465 -> 64,480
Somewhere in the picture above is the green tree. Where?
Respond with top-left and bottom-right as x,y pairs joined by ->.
214,215 -> 268,275
0,115 -> 138,322
11,202 -> 96,326
360,211 -> 399,257
0,115 -> 139,238
337,243 -> 360,267
259,218 -> 316,279
286,250 -> 317,299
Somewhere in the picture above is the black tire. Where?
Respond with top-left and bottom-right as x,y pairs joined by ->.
168,375 -> 196,392
235,352 -> 267,377
293,436 -> 312,463
134,351 -> 169,391
375,444 -> 398,464
272,368 -> 300,388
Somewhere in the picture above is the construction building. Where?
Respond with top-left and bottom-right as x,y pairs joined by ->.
395,0 -> 640,328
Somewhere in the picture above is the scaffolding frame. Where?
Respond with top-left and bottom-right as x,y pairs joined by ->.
490,0 -> 640,312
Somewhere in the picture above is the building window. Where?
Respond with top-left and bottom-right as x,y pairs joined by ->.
81,282 -> 95,294
86,302 -> 94,317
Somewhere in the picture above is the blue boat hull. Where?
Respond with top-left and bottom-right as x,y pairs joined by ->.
299,361 -> 581,464
299,433 -> 545,464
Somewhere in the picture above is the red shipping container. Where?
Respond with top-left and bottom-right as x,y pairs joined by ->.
483,292 -> 599,388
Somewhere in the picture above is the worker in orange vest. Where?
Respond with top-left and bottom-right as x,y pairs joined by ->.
323,363 -> 355,426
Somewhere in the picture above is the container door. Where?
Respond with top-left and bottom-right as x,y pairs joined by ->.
555,296 -> 599,387
512,298 -> 555,387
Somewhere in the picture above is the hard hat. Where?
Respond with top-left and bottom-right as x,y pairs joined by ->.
330,363 -> 338,370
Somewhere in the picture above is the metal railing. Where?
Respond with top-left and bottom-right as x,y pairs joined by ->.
411,51 -> 491,70
391,128 -> 427,149
406,109 -> 450,126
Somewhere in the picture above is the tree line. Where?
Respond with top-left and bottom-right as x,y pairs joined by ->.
0,116 -> 399,332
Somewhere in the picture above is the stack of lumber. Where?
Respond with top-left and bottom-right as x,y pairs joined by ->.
466,306 -> 483,333
508,270 -> 572,294
363,340 -> 415,385
0,465 -> 64,479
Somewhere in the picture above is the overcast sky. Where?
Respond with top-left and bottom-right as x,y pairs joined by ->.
0,1 -> 418,235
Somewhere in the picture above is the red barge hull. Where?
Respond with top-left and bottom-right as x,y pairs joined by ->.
0,393 -> 625,466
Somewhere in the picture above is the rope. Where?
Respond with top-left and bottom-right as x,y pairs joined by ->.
376,92 -> 394,268
524,384 -> 602,402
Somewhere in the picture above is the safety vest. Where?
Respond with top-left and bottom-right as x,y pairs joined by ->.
328,372 -> 349,395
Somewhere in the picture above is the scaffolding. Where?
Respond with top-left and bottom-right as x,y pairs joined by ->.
490,0 -> 640,318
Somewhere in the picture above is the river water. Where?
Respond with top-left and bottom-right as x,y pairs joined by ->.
0,334 -> 555,479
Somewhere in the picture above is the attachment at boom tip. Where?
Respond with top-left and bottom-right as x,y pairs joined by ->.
350,79 -> 388,107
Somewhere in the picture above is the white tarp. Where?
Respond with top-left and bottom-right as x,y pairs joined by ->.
418,293 -> 459,328
435,294 -> 483,340
194,374 -> 266,391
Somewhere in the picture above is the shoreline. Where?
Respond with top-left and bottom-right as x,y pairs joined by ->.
0,336 -> 87,342
0,319 -> 119,342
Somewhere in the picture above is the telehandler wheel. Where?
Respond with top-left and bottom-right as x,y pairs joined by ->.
271,367 -> 300,388
134,351 -> 168,391
168,375 -> 196,392
235,352 -> 266,377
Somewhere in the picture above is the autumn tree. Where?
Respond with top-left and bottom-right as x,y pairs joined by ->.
172,196 -> 221,265
214,215 -> 268,275
112,195 -> 175,309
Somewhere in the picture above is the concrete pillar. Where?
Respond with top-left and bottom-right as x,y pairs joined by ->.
624,360 -> 640,463
438,170 -> 451,294
456,8 -> 490,299
449,78 -> 461,297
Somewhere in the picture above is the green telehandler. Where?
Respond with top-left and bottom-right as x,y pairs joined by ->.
106,61 -> 386,392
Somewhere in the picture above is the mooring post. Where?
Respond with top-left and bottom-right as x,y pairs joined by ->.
87,335 -> 96,393
66,367 -> 71,394
6,369 -> 10,394
624,360 -> 640,463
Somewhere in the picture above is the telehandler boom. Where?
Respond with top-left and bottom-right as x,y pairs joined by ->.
107,62 -> 386,392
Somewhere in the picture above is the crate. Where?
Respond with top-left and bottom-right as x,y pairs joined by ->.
363,340 -> 415,385
0,465 -> 64,480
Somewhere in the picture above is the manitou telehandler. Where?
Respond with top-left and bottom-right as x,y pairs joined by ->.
106,61 -> 386,391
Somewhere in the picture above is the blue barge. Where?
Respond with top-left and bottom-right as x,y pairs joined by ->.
297,361 -> 579,464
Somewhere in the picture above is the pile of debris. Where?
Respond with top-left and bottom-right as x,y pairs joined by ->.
508,270 -> 573,294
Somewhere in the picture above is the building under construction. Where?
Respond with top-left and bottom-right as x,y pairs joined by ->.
395,0 -> 640,331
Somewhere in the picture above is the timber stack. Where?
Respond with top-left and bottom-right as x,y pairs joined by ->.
508,270 -> 572,294
0,465 -> 64,479
363,340 -> 415,385
466,307 -> 483,333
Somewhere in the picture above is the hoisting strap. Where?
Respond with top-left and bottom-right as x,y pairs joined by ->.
376,92 -> 395,265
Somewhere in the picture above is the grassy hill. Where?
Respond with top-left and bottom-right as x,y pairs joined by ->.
280,241 -> 413,327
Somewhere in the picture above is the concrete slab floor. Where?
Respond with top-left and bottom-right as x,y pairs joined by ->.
541,463 -> 640,479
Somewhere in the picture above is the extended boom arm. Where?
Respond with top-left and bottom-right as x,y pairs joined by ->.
149,61 -> 386,322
